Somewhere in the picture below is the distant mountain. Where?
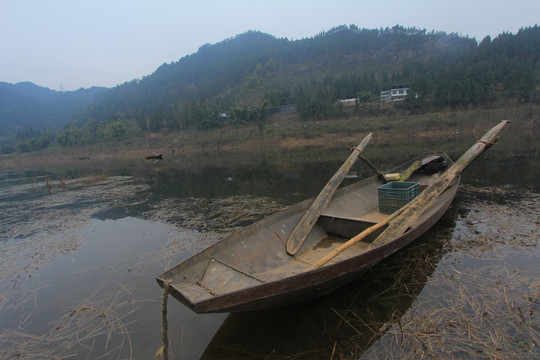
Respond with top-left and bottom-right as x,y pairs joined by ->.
1,24 -> 539,142
0,82 -> 108,136
91,26 -> 477,117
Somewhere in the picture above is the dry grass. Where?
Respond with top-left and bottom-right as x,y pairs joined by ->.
1,158 -> 538,359
144,195 -> 286,233
358,266 -> 539,360
351,187 -> 539,360
0,272 -> 148,360
1,103 -> 537,173
80,170 -> 110,185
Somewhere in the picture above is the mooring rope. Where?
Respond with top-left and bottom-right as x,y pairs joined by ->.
156,280 -> 172,360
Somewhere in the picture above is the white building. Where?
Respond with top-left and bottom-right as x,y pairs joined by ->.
337,98 -> 357,106
380,85 -> 410,102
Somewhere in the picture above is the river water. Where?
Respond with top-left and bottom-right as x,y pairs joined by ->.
0,128 -> 538,359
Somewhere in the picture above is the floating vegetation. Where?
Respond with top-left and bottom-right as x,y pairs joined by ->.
355,187 -> 540,360
0,174 -> 286,359
0,275 -> 144,360
144,195 -> 286,233
0,170 -> 538,359
362,265 -> 539,360
80,170 -> 110,186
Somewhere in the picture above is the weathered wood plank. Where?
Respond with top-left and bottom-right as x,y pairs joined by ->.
367,120 -> 510,249
286,132 -> 374,255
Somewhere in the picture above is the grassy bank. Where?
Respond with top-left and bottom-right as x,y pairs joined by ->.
1,104 -> 538,172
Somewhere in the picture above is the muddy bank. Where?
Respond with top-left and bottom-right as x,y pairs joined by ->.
3,103 -> 539,172
0,125 -> 495,172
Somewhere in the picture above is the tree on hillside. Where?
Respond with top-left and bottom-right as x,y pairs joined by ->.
106,121 -> 127,140
150,109 -> 164,132
56,128 -> 85,146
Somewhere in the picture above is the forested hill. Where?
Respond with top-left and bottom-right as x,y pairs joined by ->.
1,24 -> 539,153
0,82 -> 108,136
88,24 -> 539,129
93,26 -> 477,117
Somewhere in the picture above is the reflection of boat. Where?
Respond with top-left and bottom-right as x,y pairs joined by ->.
157,122 -> 508,314
199,220 -> 452,359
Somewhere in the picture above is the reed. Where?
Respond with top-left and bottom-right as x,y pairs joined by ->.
341,187 -> 539,360
80,170 -> 110,185
0,275 -> 143,360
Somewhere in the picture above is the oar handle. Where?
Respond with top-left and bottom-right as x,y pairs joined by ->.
312,201 -> 412,268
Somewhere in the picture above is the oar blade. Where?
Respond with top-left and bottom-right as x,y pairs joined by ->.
286,133 -> 373,255
368,120 -> 509,249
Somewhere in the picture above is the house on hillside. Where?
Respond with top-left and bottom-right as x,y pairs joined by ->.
380,85 -> 409,102
269,104 -> 297,114
337,98 -> 357,106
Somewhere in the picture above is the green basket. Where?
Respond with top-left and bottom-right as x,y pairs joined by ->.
378,181 -> 419,214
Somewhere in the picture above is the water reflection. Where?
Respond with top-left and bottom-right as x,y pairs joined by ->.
0,127 -> 538,359
142,159 -> 348,202
2,127 -> 538,198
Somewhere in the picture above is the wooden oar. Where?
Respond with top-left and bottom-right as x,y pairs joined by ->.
312,201 -> 412,268
311,155 -> 429,268
367,120 -> 510,250
313,154 -> 443,267
359,154 -> 421,182
398,160 -> 421,181
311,120 -> 509,267
358,154 -> 386,181
286,132 -> 374,255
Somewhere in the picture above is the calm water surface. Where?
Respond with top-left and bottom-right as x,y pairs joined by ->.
1,134 -> 538,359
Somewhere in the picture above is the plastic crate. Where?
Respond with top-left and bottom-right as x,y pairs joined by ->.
378,181 -> 419,214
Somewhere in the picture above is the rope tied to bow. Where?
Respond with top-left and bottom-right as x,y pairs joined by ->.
155,280 -> 172,360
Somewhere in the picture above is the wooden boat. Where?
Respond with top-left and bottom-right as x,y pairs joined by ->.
200,225 -> 450,359
146,154 -> 163,160
156,121 -> 509,313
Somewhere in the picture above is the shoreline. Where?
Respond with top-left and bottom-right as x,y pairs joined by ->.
0,127 -> 471,172
1,105 -> 537,172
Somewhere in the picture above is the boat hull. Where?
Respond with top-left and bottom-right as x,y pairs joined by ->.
157,153 -> 459,313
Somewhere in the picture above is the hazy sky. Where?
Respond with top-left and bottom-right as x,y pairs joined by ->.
1,0 -> 538,91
